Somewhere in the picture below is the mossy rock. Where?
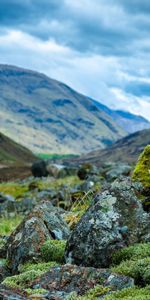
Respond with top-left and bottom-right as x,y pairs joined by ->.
40,240 -> 66,263
132,145 -> 150,189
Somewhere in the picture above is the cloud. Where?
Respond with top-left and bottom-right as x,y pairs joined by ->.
0,0 -> 150,121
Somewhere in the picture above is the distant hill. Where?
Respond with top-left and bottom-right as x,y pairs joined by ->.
93,100 -> 150,134
0,132 -> 36,164
63,129 -> 150,165
0,64 -> 126,154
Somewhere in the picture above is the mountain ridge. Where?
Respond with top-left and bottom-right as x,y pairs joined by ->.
0,64 -> 125,154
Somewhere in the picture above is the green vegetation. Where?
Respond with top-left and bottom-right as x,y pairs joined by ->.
25,288 -> 49,296
36,153 -> 79,160
112,243 -> 150,265
112,243 -> 150,286
19,261 -> 58,273
38,175 -> 81,191
0,181 -> 29,199
2,270 -> 43,289
103,286 -> 150,300
66,285 -> 111,300
0,215 -> 22,236
132,145 -> 150,189
40,240 -> 66,263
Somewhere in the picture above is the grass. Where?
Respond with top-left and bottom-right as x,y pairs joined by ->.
0,215 -> 22,236
0,181 -> 29,199
36,153 -> 79,160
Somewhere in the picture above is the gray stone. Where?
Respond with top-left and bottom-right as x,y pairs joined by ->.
66,178 -> 150,268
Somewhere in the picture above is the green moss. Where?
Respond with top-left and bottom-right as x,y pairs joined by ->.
112,258 -> 150,285
0,215 -> 22,236
132,145 -> 150,189
40,240 -> 66,263
66,285 -> 111,300
25,288 -> 49,295
2,270 -> 43,289
103,286 -> 150,300
19,261 -> 58,273
112,243 -> 150,265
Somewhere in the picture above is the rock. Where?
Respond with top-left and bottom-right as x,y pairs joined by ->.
0,286 -> 26,299
0,193 -> 16,217
31,160 -> 48,177
132,145 -> 150,191
6,202 -> 70,273
66,178 -> 150,268
29,264 -> 134,299
77,164 -> 99,180
106,163 -> 132,181
31,160 -> 77,178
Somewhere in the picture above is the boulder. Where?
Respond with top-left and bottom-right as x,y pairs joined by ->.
29,264 -> 133,299
105,163 -> 132,181
6,202 -> 70,273
66,178 -> 150,268
31,160 -> 48,177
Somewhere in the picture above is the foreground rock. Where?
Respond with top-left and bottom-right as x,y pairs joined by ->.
66,178 -> 150,268
6,202 -> 70,273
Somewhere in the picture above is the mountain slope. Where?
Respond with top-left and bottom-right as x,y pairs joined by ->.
93,100 -> 150,133
0,132 -> 36,164
0,64 -> 125,154
63,129 -> 150,165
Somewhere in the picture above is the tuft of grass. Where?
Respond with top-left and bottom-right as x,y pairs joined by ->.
0,215 -> 22,236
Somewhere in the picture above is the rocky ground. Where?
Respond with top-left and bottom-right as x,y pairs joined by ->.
0,146 -> 150,299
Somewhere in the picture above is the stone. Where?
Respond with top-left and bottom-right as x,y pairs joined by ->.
29,264 -> 134,299
105,163 -> 132,181
6,202 -> 70,273
66,178 -> 150,268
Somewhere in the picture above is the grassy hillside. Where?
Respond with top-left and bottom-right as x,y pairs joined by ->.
0,64 -> 125,154
0,132 -> 36,164
62,129 -> 150,165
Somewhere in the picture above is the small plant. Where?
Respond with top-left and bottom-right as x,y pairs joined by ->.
40,240 -> 66,263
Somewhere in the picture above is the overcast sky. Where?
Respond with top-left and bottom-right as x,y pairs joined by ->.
0,0 -> 150,120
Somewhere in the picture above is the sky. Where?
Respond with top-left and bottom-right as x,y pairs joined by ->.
0,0 -> 150,120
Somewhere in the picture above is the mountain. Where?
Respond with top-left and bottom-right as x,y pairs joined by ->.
92,100 -> 150,133
0,132 -> 36,164
63,129 -> 150,165
0,64 -> 125,154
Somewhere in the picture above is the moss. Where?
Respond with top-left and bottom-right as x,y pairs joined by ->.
112,257 -> 150,285
25,288 -> 49,296
2,270 -> 43,289
103,285 -> 150,300
66,285 -> 111,300
0,215 -> 22,236
112,243 -> 150,265
132,145 -> 150,189
40,240 -> 66,263
19,261 -> 58,273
